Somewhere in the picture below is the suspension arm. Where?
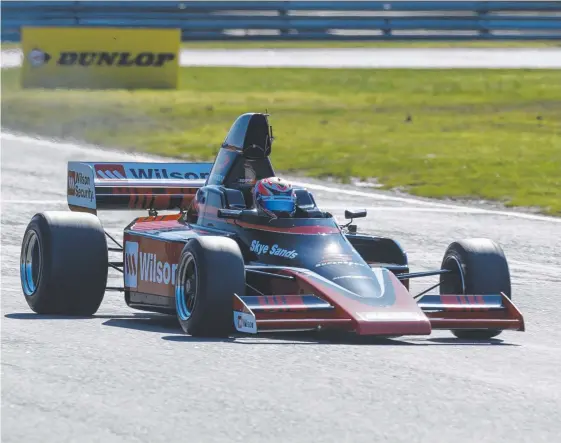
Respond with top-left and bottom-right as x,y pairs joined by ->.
398,269 -> 452,280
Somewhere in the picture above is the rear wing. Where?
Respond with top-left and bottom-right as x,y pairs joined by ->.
67,161 -> 213,214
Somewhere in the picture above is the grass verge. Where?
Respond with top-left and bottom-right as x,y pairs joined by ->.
1,67 -> 560,215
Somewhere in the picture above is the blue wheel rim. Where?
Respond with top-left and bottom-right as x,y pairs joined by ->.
20,230 -> 42,297
175,253 -> 197,321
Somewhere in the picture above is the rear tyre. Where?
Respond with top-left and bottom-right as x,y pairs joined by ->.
440,238 -> 511,340
20,211 -> 108,316
175,237 -> 245,337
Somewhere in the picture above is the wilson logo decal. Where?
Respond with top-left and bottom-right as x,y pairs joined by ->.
138,252 -> 178,285
95,164 -> 126,179
94,164 -> 210,180
67,169 -> 94,202
124,241 -> 179,289
125,252 -> 137,276
67,171 -> 76,196
124,242 -> 139,288
234,311 -> 257,334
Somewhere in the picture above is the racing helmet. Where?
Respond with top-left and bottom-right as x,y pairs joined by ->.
253,177 -> 297,218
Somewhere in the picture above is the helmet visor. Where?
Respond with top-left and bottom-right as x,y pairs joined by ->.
261,196 -> 295,214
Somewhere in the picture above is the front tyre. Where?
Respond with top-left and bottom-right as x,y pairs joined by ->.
440,238 -> 511,340
175,237 -> 245,337
20,211 -> 108,316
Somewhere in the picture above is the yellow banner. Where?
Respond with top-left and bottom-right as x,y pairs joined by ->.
21,27 -> 180,89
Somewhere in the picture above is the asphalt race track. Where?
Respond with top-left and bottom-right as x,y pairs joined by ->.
2,133 -> 561,443
3,47 -> 561,68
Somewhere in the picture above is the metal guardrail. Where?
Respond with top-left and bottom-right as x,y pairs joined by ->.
2,1 -> 561,42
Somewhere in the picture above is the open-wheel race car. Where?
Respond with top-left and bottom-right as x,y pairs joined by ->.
20,112 -> 525,340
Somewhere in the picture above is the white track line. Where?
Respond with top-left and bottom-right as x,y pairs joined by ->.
293,181 -> 561,223
320,205 -> 486,213
2,132 -> 560,224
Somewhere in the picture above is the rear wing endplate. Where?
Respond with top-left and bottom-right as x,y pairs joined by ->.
67,161 -> 213,214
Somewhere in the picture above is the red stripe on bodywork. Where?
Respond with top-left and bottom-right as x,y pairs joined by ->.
425,292 -> 525,331
467,295 -> 476,312
132,221 -> 185,231
476,295 -> 485,307
255,295 -> 305,313
131,214 -> 186,231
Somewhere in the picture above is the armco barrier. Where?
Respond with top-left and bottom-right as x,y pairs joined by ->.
2,1 -> 561,42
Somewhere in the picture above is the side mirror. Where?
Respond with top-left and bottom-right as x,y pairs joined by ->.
344,209 -> 367,219
217,209 -> 242,220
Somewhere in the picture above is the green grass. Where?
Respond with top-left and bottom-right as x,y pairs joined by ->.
1,43 -> 20,50
3,41 -> 561,51
2,67 -> 561,215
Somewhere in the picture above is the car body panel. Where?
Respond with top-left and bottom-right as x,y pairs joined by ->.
67,112 -> 525,337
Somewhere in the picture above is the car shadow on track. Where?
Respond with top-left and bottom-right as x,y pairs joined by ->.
5,312 -> 160,321
6,313 -> 519,346
162,331 -> 518,347
5,312 -> 182,334
103,315 -> 186,335
161,332 -> 419,346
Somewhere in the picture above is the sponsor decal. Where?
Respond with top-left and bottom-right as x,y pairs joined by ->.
124,241 -> 178,290
315,253 -> 365,269
124,241 -> 139,288
57,52 -> 175,67
93,164 -> 210,180
67,170 -> 94,202
250,240 -> 298,260
138,252 -> 178,285
67,163 -> 96,209
315,260 -> 367,268
357,311 -> 425,322
27,50 -> 175,68
28,48 -> 51,67
128,167 -> 209,180
94,164 -> 126,179
234,311 -> 257,334
21,27 -> 180,89
333,275 -> 372,281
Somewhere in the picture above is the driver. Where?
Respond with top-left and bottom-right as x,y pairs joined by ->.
253,177 -> 297,219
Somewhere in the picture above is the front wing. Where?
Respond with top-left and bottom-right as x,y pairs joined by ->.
232,266 -> 525,337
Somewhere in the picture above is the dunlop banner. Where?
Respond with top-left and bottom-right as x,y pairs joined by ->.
21,27 -> 180,89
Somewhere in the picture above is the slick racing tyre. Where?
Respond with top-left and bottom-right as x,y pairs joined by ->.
440,238 -> 511,340
20,211 -> 108,316
175,236 -> 245,337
